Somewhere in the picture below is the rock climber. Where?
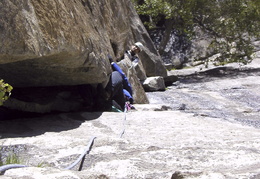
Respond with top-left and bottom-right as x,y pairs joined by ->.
103,55 -> 132,111
106,42 -> 144,111
79,42 -> 144,112
118,42 -> 144,63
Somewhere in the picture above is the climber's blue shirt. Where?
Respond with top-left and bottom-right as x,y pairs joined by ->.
111,62 -> 133,103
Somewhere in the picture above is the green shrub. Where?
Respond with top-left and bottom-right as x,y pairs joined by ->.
0,154 -> 3,166
0,79 -> 13,106
4,153 -> 22,165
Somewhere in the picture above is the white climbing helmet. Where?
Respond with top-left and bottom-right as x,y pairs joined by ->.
134,42 -> 144,52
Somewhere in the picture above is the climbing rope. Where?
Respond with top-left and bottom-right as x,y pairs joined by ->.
118,56 -> 137,138
64,136 -> 96,171
0,56 -> 138,175
119,104 -> 128,138
0,106 -> 132,174
0,136 -> 96,174
0,164 -> 27,174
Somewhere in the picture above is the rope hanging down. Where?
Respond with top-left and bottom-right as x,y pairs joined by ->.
119,104 -> 128,138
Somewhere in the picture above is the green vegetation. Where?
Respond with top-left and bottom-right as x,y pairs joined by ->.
4,153 -> 22,165
0,79 -> 13,106
0,154 -> 3,166
0,145 -> 47,168
0,152 -> 23,166
36,162 -> 49,168
132,0 -> 260,64
0,152 -> 48,168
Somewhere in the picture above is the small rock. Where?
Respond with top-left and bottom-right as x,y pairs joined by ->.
178,104 -> 186,110
143,76 -> 166,92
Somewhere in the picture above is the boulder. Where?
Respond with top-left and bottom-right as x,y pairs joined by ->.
0,0 -> 169,113
133,61 -> 147,82
0,0 -> 166,88
143,76 -> 166,92
138,50 -> 167,78
0,0 -> 112,87
117,57 -> 149,104
164,74 -> 178,87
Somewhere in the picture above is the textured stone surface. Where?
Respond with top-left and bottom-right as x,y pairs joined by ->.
0,0 -> 111,86
148,57 -> 260,128
0,0 -> 169,112
0,0 -> 166,88
0,110 -> 259,179
143,76 -> 166,92
117,55 -> 149,104
0,59 -> 259,178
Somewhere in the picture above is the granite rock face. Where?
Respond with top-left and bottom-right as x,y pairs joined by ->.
0,0 -> 166,88
0,0 -> 168,112
143,76 -> 166,92
0,0 -> 109,86
117,55 -> 149,104
0,111 -> 259,178
0,59 -> 259,178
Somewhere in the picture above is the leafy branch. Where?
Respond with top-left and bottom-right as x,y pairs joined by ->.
0,79 -> 13,106
132,0 -> 260,65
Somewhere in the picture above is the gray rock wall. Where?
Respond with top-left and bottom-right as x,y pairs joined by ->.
0,0 -> 169,112
0,0 -> 166,88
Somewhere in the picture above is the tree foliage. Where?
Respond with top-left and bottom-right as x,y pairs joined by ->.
133,0 -> 260,64
0,79 -> 13,106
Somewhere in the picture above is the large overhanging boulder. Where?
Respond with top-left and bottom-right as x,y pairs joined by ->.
0,0 -> 166,88
0,0 -> 112,87
0,0 -> 167,113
